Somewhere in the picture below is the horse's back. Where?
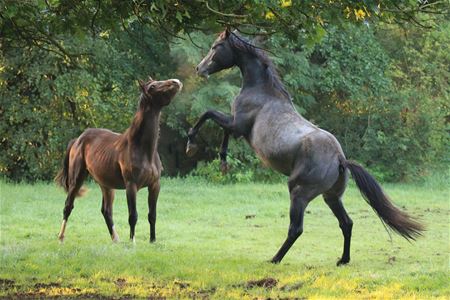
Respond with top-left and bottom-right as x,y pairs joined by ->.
78,128 -> 121,143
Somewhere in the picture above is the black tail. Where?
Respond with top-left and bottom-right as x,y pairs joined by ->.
343,160 -> 424,241
55,139 -> 76,193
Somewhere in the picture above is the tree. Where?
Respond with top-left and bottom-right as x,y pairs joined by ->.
1,0 -> 448,61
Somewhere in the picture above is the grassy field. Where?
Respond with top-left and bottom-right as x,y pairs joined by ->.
0,177 -> 448,299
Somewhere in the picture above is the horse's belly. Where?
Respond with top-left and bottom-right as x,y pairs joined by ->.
88,163 -> 125,189
85,153 -> 125,189
249,137 -> 298,176
249,116 -> 313,176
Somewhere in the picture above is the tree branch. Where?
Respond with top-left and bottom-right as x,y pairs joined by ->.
205,1 -> 248,18
90,0 -> 101,38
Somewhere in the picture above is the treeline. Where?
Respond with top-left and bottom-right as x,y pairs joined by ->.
1,17 -> 448,182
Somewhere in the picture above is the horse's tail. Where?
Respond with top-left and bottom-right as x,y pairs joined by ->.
342,159 -> 424,240
55,139 -> 86,197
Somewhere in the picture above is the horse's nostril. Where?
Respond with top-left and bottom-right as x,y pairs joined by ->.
195,66 -> 199,72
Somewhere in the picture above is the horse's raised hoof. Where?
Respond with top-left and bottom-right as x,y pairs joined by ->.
220,161 -> 230,175
336,258 -> 350,266
186,141 -> 198,157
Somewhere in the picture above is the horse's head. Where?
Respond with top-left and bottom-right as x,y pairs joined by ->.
138,77 -> 183,108
196,29 -> 235,78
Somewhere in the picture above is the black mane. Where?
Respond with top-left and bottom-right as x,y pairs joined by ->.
228,32 -> 291,100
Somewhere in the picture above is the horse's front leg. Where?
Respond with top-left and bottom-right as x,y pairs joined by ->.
147,180 -> 160,243
186,109 -> 233,157
125,182 -> 138,242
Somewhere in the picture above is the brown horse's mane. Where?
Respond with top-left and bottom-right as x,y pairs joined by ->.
115,93 -> 149,150
228,32 -> 291,101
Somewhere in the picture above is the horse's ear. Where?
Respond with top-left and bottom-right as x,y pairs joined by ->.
225,27 -> 231,38
138,79 -> 148,95
148,76 -> 154,82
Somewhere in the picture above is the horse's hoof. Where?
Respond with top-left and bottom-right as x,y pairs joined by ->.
111,228 -> 120,243
150,238 -> 156,243
269,258 -> 281,264
58,236 -> 64,243
336,259 -> 349,266
186,141 -> 198,157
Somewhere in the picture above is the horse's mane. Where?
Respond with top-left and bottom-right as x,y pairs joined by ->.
115,93 -> 147,150
228,32 -> 291,101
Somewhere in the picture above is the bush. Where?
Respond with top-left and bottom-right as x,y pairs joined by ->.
190,141 -> 285,184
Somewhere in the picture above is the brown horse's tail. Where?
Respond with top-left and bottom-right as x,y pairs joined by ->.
55,139 -> 86,197
342,160 -> 424,241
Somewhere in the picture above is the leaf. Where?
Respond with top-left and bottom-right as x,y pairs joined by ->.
176,11 -> 183,23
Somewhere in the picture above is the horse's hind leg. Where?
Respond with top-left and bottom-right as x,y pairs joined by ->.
58,158 -> 87,242
323,176 -> 353,266
271,185 -> 320,263
100,186 -> 119,242
219,131 -> 230,174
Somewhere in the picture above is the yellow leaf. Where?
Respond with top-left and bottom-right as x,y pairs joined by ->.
99,31 -> 109,38
344,6 -> 351,18
316,16 -> 324,26
79,89 -> 89,97
280,0 -> 292,8
265,11 -> 275,19
354,8 -> 366,20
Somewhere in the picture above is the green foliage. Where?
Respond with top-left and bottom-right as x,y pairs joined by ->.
2,0 -> 445,53
373,22 -> 449,179
244,21 -> 446,182
191,141 -> 285,184
0,24 -> 174,181
270,23 -> 449,181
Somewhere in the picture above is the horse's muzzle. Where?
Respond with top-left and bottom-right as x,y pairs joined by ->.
171,79 -> 183,91
195,66 -> 209,79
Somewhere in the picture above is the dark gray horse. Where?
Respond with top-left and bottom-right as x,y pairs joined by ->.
186,29 -> 423,265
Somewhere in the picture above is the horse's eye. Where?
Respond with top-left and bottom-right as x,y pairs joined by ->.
149,85 -> 155,90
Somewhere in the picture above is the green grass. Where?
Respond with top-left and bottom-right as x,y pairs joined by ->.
0,177 -> 448,299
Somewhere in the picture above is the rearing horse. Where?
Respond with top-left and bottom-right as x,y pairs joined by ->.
186,29 -> 423,265
56,78 -> 182,243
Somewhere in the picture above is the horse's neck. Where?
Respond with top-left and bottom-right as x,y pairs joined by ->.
237,56 -> 267,88
236,54 -> 293,110
128,108 -> 161,160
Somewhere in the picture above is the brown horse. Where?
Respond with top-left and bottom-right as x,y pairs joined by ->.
56,77 -> 182,243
